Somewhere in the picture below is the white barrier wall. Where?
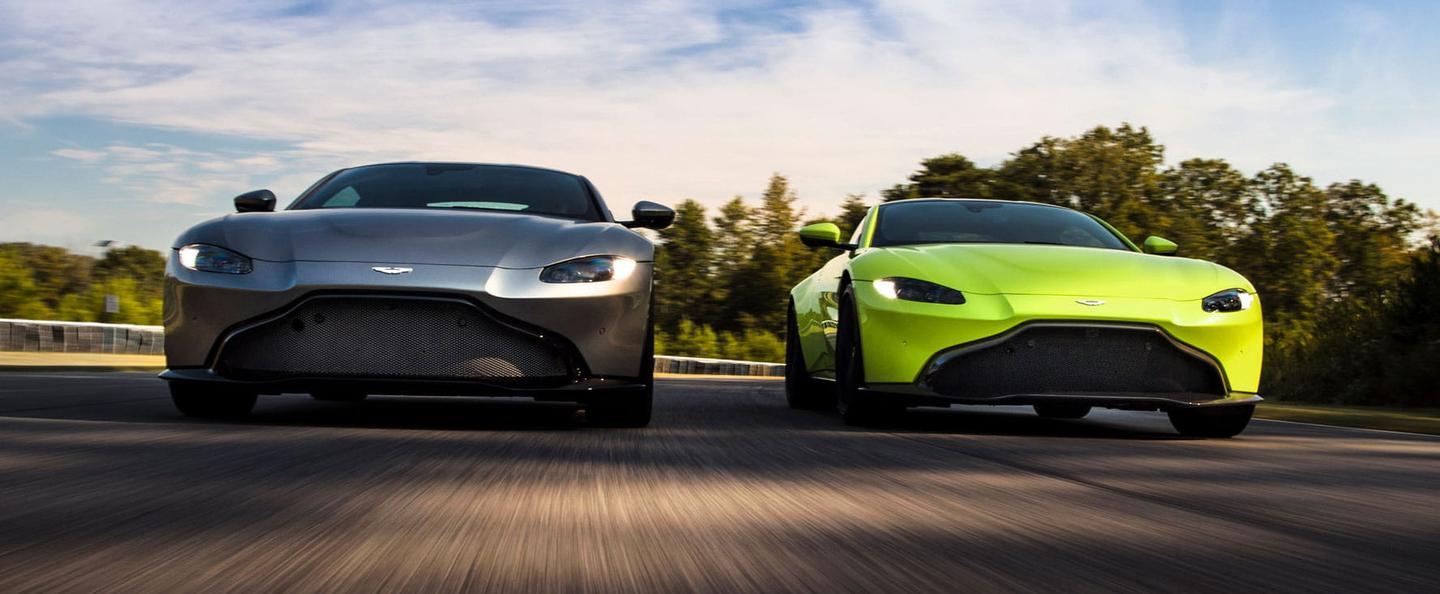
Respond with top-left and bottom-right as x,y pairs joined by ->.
653,355 -> 784,377
0,319 -> 165,355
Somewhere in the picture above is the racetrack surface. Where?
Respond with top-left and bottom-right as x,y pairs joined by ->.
0,374 -> 1436,592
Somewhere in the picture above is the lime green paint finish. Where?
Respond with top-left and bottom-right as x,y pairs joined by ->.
798,222 -> 844,247
848,279 -> 1262,389
1143,235 -> 1179,255
790,201 -> 1263,395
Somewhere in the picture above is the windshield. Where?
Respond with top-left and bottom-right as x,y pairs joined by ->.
292,163 -> 602,220
872,200 -> 1130,250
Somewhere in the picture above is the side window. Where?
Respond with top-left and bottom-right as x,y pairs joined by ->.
321,186 -> 361,208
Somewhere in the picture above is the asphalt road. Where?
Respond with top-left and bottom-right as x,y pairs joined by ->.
0,374 -> 1436,593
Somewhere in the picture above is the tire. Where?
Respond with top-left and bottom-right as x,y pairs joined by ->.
1168,404 -> 1254,438
589,304 -> 655,428
169,380 -> 257,419
834,285 -> 903,426
1034,403 -> 1092,419
311,392 -> 368,403
785,302 -> 833,410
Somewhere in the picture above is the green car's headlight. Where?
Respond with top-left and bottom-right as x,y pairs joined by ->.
1202,288 -> 1254,312
873,277 -> 966,304
177,244 -> 253,274
540,256 -> 637,283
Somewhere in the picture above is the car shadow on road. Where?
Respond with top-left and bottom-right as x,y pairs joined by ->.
240,395 -> 589,431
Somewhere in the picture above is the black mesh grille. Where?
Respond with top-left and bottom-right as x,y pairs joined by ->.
217,297 -> 570,380
925,325 -> 1224,399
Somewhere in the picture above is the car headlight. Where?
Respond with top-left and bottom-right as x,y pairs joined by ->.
872,277 -> 966,304
540,256 -> 637,283
177,244 -> 253,274
1202,288 -> 1254,312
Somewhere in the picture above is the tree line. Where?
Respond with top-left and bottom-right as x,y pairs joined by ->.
655,124 -> 1438,406
0,244 -> 165,325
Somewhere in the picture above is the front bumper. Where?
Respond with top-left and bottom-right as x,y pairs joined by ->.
163,256 -> 653,383
852,279 -> 1264,405
158,368 -> 647,399
861,384 -> 1262,410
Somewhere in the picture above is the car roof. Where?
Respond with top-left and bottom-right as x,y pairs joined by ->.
340,161 -> 586,178
875,197 -> 1074,211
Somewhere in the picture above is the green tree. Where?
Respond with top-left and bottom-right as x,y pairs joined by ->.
836,193 -> 870,240
1322,180 -> 1420,297
732,329 -> 785,362
93,245 -> 166,306
882,154 -> 995,201
654,199 -> 715,334
1157,159 -> 1254,262
663,319 -> 720,358
711,196 -> 755,330
0,251 -> 54,319
1240,164 -> 1338,331
0,242 -> 94,314
723,174 -> 804,333
996,123 -> 1166,239
63,277 -> 162,325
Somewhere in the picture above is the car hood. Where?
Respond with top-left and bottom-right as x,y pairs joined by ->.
173,209 -> 653,268
851,244 -> 1246,300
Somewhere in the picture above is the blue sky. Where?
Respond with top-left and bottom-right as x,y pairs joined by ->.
1,0 -> 1436,251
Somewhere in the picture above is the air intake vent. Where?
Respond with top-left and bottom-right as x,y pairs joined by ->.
217,296 -> 570,381
924,324 -> 1225,399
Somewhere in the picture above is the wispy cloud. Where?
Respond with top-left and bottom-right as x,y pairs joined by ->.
51,148 -> 106,162
0,0 -> 1434,236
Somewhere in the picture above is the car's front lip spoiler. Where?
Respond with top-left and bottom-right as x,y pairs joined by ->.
159,368 -> 646,399
860,384 -> 1261,409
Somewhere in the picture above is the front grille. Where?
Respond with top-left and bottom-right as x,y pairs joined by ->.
924,324 -> 1224,399
216,296 -> 571,381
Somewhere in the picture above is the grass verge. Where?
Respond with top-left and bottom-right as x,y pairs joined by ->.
1256,401 -> 1440,436
0,352 -> 166,372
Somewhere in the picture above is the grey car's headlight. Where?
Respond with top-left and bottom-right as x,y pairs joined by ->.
1202,288 -> 1254,312
177,244 -> 253,274
873,277 -> 966,304
540,256 -> 637,283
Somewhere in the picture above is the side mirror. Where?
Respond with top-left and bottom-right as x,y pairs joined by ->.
622,201 -> 675,230
235,189 -> 277,213
1142,235 -> 1178,255
798,222 -> 855,249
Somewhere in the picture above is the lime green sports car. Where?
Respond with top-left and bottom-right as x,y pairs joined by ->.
786,198 -> 1262,437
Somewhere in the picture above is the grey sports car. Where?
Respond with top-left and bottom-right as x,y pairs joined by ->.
160,162 -> 674,427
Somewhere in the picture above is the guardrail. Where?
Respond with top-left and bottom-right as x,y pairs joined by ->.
0,319 -> 783,376
654,355 -> 784,377
0,319 -> 165,355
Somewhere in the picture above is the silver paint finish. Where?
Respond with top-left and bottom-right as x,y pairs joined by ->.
164,207 -> 655,380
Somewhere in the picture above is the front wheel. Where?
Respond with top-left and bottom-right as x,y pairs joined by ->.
1168,405 -> 1254,438
170,381 -> 256,419
835,285 -> 903,426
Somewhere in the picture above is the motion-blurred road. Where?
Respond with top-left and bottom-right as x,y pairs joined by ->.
0,373 -> 1436,592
